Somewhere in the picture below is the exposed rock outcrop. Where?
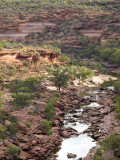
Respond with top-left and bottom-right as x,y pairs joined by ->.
0,48 -> 59,64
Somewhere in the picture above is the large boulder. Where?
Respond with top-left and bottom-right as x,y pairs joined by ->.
61,131 -> 71,138
17,123 -> 28,133
67,153 -> 77,158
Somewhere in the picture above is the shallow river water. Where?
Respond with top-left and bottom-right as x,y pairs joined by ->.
56,103 -> 98,160
56,88 -> 113,160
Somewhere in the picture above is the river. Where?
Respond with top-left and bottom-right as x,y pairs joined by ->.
56,87 -> 114,160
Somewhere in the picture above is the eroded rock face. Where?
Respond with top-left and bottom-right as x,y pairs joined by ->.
0,48 -> 59,64
16,48 -> 59,62
0,4 -> 120,43
0,22 -> 56,41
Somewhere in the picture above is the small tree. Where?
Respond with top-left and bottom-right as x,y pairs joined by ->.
50,66 -> 71,92
68,65 -> 77,80
44,97 -> 57,120
76,66 -> 94,84
59,54 -> 71,64
40,120 -> 53,135
4,144 -> 21,160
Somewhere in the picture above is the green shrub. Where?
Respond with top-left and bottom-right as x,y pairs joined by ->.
4,144 -> 21,160
9,79 -> 23,93
100,133 -> 120,154
53,91 -> 60,98
53,40 -> 64,50
40,120 -> 53,135
7,123 -> 18,135
0,65 -> 16,76
27,111 -> 34,115
16,86 -> 31,93
0,40 -> 23,50
76,66 -> 94,84
0,109 -> 18,138
106,39 -> 119,48
26,123 -> 31,128
40,45 -> 61,54
9,76 -> 43,108
0,109 -> 17,124
33,52 -> 40,56
23,77 -> 40,92
0,126 -> 6,140
34,92 -> 41,99
9,76 -> 42,93
44,97 -> 58,120
12,92 -> 33,107
59,55 -> 71,64
78,35 -> 90,46
8,115 -> 17,124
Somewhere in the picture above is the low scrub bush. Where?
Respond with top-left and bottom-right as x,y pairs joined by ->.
40,120 -> 53,136
4,144 -> 21,160
59,54 -> 71,64
53,91 -> 60,98
7,123 -> 18,135
12,92 -> 33,107
0,65 -> 16,77
0,109 -> 18,139
100,133 -> 120,154
44,97 -> 58,120
9,76 -> 43,108
26,123 -> 31,128
10,77 -> 41,93
0,126 -> 6,140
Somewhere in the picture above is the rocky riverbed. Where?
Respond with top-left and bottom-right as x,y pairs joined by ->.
50,86 -> 118,160
0,79 -> 118,160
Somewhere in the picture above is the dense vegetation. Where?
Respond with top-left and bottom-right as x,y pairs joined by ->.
0,40 -> 23,51
83,40 -> 120,65
9,77 -> 42,109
